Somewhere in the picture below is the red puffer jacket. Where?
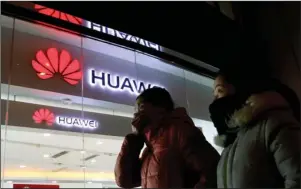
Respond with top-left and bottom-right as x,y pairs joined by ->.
115,108 -> 220,188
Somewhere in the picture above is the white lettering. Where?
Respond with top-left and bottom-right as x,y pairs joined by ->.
92,22 -> 101,32
107,27 -> 115,36
85,21 -> 160,51
56,116 -> 98,129
88,69 -> 163,95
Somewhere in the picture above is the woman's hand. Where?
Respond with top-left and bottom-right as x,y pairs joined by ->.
131,112 -> 150,133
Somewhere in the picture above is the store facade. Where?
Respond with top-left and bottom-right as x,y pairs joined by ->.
1,2 -> 222,188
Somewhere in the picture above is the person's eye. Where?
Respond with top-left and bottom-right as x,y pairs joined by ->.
218,88 -> 225,94
214,86 -> 226,99
139,104 -> 145,111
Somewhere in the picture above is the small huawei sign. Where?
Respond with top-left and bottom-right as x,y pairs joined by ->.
32,108 -> 55,126
31,48 -> 82,85
32,108 -> 98,129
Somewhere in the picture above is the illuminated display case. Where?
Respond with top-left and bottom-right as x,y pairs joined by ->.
1,3 -> 223,188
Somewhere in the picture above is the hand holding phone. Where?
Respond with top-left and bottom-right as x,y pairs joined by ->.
131,112 -> 150,133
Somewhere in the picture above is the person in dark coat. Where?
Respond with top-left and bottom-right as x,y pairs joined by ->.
210,69 -> 300,188
115,87 -> 220,188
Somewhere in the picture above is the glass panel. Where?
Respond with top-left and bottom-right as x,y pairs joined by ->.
1,12 -> 222,189
135,52 -> 187,109
183,71 -> 223,154
1,15 -> 15,189
81,36 -> 136,188
1,16 -> 86,187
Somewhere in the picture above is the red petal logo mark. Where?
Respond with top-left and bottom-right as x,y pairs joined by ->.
32,108 -> 55,126
34,4 -> 83,25
32,48 -> 82,85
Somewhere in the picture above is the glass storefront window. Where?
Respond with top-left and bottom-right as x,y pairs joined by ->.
1,13 -> 221,188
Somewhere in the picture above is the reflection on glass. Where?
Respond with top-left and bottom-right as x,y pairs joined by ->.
1,9 -> 221,189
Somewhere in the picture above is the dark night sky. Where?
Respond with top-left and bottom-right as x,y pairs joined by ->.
34,1 -> 245,70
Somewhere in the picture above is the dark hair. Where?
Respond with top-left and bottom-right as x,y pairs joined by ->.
259,79 -> 300,122
217,63 -> 268,95
136,87 -> 174,111
218,68 -> 300,122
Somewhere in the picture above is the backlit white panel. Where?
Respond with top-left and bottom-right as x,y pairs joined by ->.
1,15 -> 215,87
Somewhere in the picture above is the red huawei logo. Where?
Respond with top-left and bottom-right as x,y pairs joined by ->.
32,48 -> 82,85
34,4 -> 83,25
32,108 -> 55,126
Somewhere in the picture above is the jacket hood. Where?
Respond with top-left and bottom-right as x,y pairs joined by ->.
214,91 -> 291,147
169,107 -> 195,127
146,107 -> 194,141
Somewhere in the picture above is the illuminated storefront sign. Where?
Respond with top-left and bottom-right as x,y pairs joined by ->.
32,48 -> 82,85
32,48 -> 163,94
32,108 -> 98,129
88,69 -> 161,95
34,4 -> 83,25
56,116 -> 98,129
33,108 -> 55,126
33,3 -> 160,51
86,21 -> 160,51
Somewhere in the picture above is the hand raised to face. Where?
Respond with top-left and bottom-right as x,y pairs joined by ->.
131,112 -> 151,133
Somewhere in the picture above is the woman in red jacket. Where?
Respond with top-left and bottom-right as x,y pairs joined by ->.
114,87 -> 220,188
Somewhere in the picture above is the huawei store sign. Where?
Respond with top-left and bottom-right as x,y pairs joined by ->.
31,48 -> 82,85
32,108 -> 98,129
34,4 -> 160,51
31,48 -> 162,95
34,4 -> 83,25
85,21 -> 160,51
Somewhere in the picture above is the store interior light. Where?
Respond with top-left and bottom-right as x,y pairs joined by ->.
80,150 -> 86,154
19,165 -> 26,168
87,181 -> 92,184
91,159 -> 96,163
61,98 -> 73,105
43,154 -> 50,158
96,141 -> 103,145
43,133 -> 51,137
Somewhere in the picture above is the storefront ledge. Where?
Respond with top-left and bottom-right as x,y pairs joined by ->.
3,169 -> 115,181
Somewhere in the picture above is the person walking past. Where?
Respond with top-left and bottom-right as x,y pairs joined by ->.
210,69 -> 300,188
115,87 -> 220,188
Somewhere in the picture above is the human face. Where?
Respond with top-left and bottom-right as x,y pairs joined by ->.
213,75 -> 235,100
135,99 -> 166,122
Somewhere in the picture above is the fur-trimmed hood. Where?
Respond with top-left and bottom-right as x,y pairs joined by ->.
214,91 -> 291,147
